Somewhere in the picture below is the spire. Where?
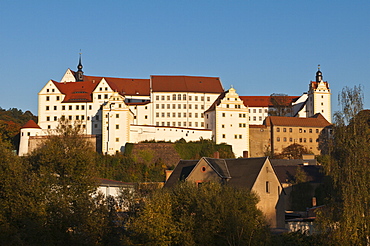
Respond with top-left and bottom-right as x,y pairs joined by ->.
76,51 -> 84,81
315,64 -> 323,82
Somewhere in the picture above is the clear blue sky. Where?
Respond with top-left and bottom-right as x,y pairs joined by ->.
1,1 -> 369,115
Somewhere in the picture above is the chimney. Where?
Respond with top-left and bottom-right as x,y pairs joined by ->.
312,197 -> 317,207
243,151 -> 249,158
213,151 -> 220,159
165,170 -> 173,182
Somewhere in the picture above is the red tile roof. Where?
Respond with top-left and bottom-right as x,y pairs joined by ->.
151,75 -> 224,93
240,96 -> 300,107
54,74 -> 150,103
265,113 -> 331,127
54,73 -> 224,103
21,120 -> 41,129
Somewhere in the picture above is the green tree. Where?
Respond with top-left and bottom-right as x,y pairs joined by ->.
269,93 -> 292,116
26,119 -> 107,245
318,85 -> 370,245
129,182 -> 269,245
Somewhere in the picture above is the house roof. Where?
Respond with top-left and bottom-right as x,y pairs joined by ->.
97,178 -> 135,187
151,75 -> 224,93
265,113 -> 331,127
165,157 -> 270,190
21,120 -> 41,129
164,160 -> 198,188
225,157 -> 268,189
240,96 -> 300,107
204,157 -> 231,179
271,164 -> 325,184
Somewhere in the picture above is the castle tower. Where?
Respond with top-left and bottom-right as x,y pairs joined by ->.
307,65 -> 331,123
75,53 -> 84,81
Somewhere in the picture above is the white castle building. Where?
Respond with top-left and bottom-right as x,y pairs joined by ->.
19,58 -> 331,157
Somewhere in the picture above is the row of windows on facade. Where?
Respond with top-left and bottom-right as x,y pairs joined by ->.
155,112 -> 204,118
46,115 -> 91,121
46,105 -> 93,111
155,122 -> 204,127
156,94 -> 211,102
276,127 -> 321,133
221,134 -> 243,139
276,137 -> 318,143
221,123 -> 247,128
249,108 -> 268,114
156,104 -> 206,110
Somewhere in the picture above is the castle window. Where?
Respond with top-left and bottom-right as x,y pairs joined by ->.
116,114 -> 119,118
201,113 -> 204,118
201,122 -> 204,127
195,104 -> 198,109
178,94 -> 181,100
283,128 -> 286,132
167,95 -> 170,100
145,115 -> 148,119
299,128 -> 302,133
172,112 -> 176,117
183,113 -> 186,117
299,138 -> 302,143
309,129 -> 312,133
189,96 -> 192,101
46,116 -> 50,121
259,109 -> 262,113
46,96 -> 50,101
277,137 -> 280,142
195,113 -> 198,118
235,134 -> 238,139
178,113 -> 181,118
289,138 -> 293,142
172,94 -> 176,100
76,115 -> 79,120
309,138 -> 313,142
189,122 -> 192,127
316,129 -> 319,133
156,104 -> 159,109
96,115 -> 99,120
116,138 -> 119,142
76,105 -> 79,110
183,122 -> 186,126
226,104 -> 229,108
207,96 -> 210,101
167,122 -> 170,126
98,95 -> 101,99
161,96 -> 165,100
105,87 -> 108,91
56,96 -> 60,101
189,113 -> 192,118
283,137 -> 287,142
222,113 -> 225,117
156,95 -> 159,100
189,104 -> 192,109
82,105 -> 85,110
167,104 -> 170,109
54,116 -> 57,121
94,124 -> 97,128
161,113 -> 165,117
47,89 -> 49,92
69,116 -> 72,120
183,94 -> 186,100
167,112 -> 170,117
47,125 -> 51,129
276,127 -> 280,132
116,124 -> 119,129
222,134 -> 226,138
161,104 -> 165,109
253,116 -> 256,121
46,106 -> 49,111
239,135 -> 242,139
104,94 -> 108,99
195,96 -> 198,101
62,106 -> 65,110
178,104 -> 181,109
99,87 -> 102,91
289,128 -> 292,132
52,89 -> 55,92
253,109 -> 256,113
178,122 -> 181,127
201,96 -> 204,101
156,112 -> 159,117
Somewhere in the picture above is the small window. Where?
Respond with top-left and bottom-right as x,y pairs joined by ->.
46,106 -> 50,111
222,134 -> 226,138
276,127 -> 280,132
116,124 -> 119,129
104,94 -> 108,99
98,95 -> 101,99
116,138 -> 119,142
56,96 -> 60,101
46,96 -> 50,101
116,114 -> 119,118
283,128 -> 286,132
277,137 -> 280,142
266,181 -> 270,193
178,94 -> 181,100
62,106 -> 65,110
54,106 -> 57,110
289,128 -> 293,133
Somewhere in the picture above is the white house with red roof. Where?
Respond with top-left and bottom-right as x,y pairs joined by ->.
19,59 -> 331,157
